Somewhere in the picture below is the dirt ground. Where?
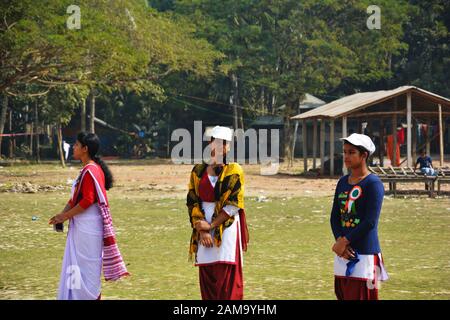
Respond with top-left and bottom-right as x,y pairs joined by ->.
1,159 -> 448,199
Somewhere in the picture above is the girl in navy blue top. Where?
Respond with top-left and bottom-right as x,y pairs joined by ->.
330,134 -> 388,300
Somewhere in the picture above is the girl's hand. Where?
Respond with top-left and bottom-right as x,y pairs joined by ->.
341,247 -> 356,260
195,220 -> 211,232
332,237 -> 350,257
199,231 -> 213,248
49,213 -> 67,225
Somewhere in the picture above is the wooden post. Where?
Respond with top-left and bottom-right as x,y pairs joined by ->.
392,98 -> 398,167
330,119 -> 335,176
320,119 -> 325,176
426,118 -> 431,156
380,119 -> 385,167
407,91 -> 412,167
412,118 -> 417,162
342,116 -> 348,175
302,120 -> 307,173
313,119 -> 317,169
439,104 -> 444,167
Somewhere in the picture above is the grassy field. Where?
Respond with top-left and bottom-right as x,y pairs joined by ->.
0,163 -> 450,299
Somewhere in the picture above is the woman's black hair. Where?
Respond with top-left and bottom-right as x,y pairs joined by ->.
77,132 -> 114,190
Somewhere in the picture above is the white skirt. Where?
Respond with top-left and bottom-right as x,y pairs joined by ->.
334,253 -> 389,281
57,204 -> 104,300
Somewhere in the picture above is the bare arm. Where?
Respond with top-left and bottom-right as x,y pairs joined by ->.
210,210 -> 232,229
62,203 -> 71,213
194,209 -> 232,232
195,210 -> 232,248
49,204 -> 85,225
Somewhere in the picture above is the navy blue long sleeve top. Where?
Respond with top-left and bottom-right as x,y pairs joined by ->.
330,173 -> 384,254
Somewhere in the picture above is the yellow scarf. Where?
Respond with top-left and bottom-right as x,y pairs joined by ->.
186,162 -> 245,260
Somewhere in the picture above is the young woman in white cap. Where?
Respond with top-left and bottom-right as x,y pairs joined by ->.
330,133 -> 388,300
186,126 -> 249,300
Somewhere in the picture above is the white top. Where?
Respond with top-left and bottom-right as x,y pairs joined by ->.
196,175 -> 242,266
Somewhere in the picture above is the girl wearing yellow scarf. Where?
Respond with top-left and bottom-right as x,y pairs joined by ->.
186,126 -> 249,300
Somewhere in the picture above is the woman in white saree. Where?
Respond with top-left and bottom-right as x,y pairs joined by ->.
49,132 -> 129,300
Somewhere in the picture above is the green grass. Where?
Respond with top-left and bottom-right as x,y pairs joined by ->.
0,190 -> 449,300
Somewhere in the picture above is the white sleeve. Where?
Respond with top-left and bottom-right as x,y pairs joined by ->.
222,204 -> 240,217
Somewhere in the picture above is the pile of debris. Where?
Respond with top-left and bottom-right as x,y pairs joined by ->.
0,182 -> 66,193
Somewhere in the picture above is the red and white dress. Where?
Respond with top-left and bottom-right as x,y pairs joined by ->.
58,163 -> 129,300
334,254 -> 389,300
196,171 -> 244,300
57,163 -> 107,300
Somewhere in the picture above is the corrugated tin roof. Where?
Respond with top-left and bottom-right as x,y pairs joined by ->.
291,86 -> 450,120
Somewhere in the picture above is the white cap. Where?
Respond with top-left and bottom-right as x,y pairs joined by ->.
340,133 -> 376,156
210,126 -> 233,142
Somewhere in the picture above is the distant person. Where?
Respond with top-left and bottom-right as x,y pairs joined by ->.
63,140 -> 70,161
49,132 -> 129,300
330,133 -> 389,300
415,149 -> 436,176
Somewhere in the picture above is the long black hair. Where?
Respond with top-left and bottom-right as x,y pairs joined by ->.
77,132 -> 114,190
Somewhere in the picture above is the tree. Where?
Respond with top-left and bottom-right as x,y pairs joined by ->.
0,0 -> 221,158
173,0 -> 410,164
391,0 -> 450,97
175,0 -> 266,130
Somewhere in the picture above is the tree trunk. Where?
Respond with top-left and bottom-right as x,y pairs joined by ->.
260,87 -> 265,114
284,101 -> 295,167
81,97 -> 87,132
24,104 -> 29,149
56,123 -> 66,168
166,113 -> 171,158
239,107 -> 244,130
34,100 -> 40,163
292,120 -> 299,165
9,108 -> 13,158
46,124 -> 52,147
230,73 -> 239,130
270,93 -> 276,115
284,114 -> 292,167
0,94 -> 8,158
89,91 -> 95,133
29,122 -> 34,157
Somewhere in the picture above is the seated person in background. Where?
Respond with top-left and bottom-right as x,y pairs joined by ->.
415,149 -> 436,176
